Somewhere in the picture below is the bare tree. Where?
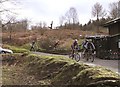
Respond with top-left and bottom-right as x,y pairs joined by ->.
35,22 -> 42,29
39,22 -> 42,29
0,0 -> 19,28
92,2 -> 107,34
92,2 -> 107,20
0,0 -> 19,14
64,7 -> 79,29
65,7 -> 79,24
65,11 -> 71,24
43,21 -> 47,28
33,21 -> 47,30
17,19 -> 28,31
59,15 -> 65,26
5,15 -> 16,40
69,7 -> 79,24
109,2 -> 118,19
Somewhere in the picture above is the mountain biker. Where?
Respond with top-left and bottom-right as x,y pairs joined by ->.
82,39 -> 95,54
82,39 -> 88,51
53,40 -> 60,49
30,40 -> 36,51
71,39 -> 79,57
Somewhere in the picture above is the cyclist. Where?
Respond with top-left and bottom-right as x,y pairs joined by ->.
82,39 -> 96,55
30,40 -> 36,51
88,41 -> 95,52
71,39 -> 79,57
53,40 -> 60,49
81,39 -> 88,54
82,39 -> 96,61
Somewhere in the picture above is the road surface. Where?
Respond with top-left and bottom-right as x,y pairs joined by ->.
33,52 -> 120,74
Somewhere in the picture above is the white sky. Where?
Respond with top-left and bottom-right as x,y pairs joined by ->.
2,0 -> 118,27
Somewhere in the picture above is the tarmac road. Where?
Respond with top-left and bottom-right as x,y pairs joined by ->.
80,57 -> 120,74
33,52 -> 120,74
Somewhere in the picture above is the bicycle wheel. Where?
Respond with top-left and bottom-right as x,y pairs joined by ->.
89,54 -> 95,62
74,53 -> 80,62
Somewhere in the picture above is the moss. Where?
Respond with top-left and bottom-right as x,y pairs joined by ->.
24,54 -> 73,82
51,62 -> 87,85
2,53 -> 120,86
72,66 -> 120,85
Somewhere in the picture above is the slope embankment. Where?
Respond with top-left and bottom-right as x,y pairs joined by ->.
2,53 -> 120,87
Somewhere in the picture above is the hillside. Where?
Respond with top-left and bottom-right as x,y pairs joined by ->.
2,29 -> 108,54
2,53 -> 120,87
2,29 -> 108,45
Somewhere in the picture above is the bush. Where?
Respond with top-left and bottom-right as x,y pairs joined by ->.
37,37 -> 55,50
21,43 -> 31,50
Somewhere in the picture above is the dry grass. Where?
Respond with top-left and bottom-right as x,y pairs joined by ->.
2,29 -> 108,48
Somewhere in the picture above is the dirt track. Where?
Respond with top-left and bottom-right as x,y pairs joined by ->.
33,52 -> 120,74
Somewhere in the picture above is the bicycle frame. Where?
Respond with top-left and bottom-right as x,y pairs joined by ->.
69,49 -> 80,62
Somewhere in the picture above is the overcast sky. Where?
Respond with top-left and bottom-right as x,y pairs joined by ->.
3,0 -> 118,27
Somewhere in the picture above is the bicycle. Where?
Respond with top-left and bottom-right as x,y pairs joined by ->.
82,49 -> 95,62
69,49 -> 80,62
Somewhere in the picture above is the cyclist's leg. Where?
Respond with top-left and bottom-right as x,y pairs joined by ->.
70,48 -> 75,58
91,53 -> 95,62
89,51 -> 93,62
84,49 -> 88,61
72,51 -> 75,58
82,48 -> 86,59
72,49 -> 80,61
69,49 -> 73,58
71,45 -> 74,58
89,50 -> 95,62
92,51 -> 96,62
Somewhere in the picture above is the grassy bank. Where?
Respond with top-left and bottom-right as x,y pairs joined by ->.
2,53 -> 120,86
3,44 -> 30,53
